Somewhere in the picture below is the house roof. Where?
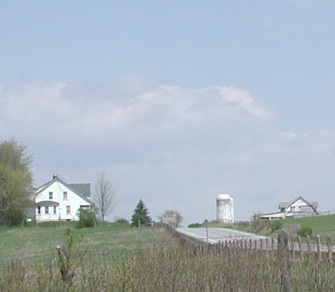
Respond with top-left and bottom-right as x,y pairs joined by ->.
278,196 -> 318,210
69,183 -> 90,198
260,212 -> 286,219
36,175 -> 93,205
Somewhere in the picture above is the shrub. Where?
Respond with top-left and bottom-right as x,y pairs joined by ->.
237,221 -> 250,228
188,223 -> 201,228
251,213 -> 270,233
298,226 -> 313,237
2,208 -> 26,226
114,218 -> 129,224
269,220 -> 283,233
77,207 -> 96,228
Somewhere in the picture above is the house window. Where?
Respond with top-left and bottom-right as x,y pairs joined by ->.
53,206 -> 57,214
49,192 -> 53,200
66,205 -> 71,214
63,191 -> 68,200
45,206 -> 49,214
37,206 -> 41,215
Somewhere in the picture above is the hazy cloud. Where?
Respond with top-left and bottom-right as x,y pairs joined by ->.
1,77 -> 334,224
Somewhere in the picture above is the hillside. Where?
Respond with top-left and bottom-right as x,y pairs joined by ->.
281,214 -> 335,237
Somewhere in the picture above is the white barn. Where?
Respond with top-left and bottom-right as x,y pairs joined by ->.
35,175 -> 93,222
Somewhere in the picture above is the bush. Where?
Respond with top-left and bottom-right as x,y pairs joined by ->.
251,214 -> 270,233
298,226 -> 313,237
237,221 -> 250,228
114,218 -> 129,224
2,208 -> 26,226
188,223 -> 201,228
269,220 -> 283,233
77,207 -> 96,228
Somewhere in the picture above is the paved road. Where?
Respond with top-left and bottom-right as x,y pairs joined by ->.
176,228 -> 335,253
176,227 -> 267,244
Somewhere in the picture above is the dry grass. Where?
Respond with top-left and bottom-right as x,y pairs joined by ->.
1,225 -> 335,291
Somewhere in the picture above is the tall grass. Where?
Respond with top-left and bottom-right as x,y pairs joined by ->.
1,224 -> 335,291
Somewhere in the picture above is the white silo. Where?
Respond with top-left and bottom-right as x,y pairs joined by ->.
217,194 -> 234,223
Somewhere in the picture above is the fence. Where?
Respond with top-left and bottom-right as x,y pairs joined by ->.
167,226 -> 335,291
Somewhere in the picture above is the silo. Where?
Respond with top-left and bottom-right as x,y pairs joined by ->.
217,194 -> 234,223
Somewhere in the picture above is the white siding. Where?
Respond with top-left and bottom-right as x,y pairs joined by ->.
35,180 -> 91,222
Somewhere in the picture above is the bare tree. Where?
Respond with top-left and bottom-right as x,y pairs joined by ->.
92,171 -> 117,221
158,209 -> 183,228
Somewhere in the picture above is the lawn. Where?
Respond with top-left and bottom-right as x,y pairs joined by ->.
0,222 -> 169,260
282,214 -> 335,237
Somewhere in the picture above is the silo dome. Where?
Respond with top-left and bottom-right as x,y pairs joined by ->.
217,193 -> 231,200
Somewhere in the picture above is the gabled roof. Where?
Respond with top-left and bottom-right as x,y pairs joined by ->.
36,176 -> 93,205
69,183 -> 90,198
278,196 -> 318,211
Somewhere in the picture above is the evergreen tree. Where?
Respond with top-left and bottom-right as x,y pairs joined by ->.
131,199 -> 152,227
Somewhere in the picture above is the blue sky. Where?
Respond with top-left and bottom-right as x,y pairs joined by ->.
1,1 -> 335,225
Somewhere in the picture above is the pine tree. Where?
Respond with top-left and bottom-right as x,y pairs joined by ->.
131,199 -> 152,227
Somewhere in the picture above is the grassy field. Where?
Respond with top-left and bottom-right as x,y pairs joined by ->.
1,221 -> 335,291
281,214 -> 335,237
215,214 -> 335,238
0,222 -> 170,257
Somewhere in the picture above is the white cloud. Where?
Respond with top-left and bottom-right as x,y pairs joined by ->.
0,80 -> 273,143
2,77 -> 335,225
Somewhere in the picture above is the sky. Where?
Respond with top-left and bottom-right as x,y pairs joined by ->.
1,1 -> 335,225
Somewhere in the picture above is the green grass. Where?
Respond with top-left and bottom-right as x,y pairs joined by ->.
2,222 -> 335,291
209,214 -> 335,238
0,222 -> 168,259
281,214 -> 335,237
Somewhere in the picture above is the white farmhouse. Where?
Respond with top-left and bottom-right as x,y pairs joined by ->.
261,196 -> 318,220
35,175 -> 93,222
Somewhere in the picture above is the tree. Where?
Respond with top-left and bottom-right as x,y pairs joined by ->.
158,209 -> 183,227
92,171 -> 117,221
131,199 -> 152,227
0,139 -> 34,225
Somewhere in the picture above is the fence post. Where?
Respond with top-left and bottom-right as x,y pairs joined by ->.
327,236 -> 333,265
56,245 -> 74,291
272,237 -> 275,251
290,237 -> 295,258
317,235 -> 322,261
306,236 -> 311,264
278,230 -> 293,292
298,236 -> 304,261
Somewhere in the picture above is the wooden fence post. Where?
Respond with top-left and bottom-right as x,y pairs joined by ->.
56,245 -> 74,291
327,236 -> 333,265
278,230 -> 293,292
290,237 -> 295,258
298,236 -> 304,261
306,236 -> 311,264
317,235 -> 322,261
